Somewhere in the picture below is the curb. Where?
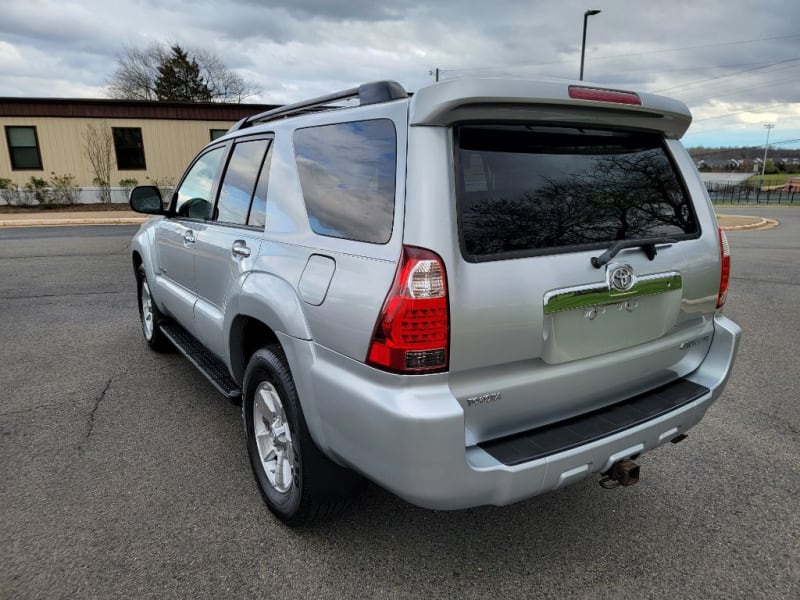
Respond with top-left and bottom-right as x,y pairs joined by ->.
0,217 -> 148,228
719,217 -> 780,232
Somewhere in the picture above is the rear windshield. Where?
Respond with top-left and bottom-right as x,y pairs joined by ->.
456,125 -> 699,260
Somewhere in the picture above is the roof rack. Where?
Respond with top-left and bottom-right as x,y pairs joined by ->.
229,80 -> 408,132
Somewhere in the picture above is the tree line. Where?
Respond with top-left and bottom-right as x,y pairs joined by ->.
106,42 -> 260,103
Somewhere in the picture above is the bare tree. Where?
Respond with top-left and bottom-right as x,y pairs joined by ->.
106,42 -> 260,102
106,43 -> 168,101
83,123 -> 114,203
193,49 -> 260,102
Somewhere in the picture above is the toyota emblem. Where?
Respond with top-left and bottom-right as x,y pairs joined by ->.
609,264 -> 636,292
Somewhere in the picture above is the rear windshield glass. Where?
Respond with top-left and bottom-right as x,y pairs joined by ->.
456,125 -> 698,260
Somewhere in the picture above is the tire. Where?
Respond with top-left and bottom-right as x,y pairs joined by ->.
136,266 -> 171,352
242,345 -> 365,526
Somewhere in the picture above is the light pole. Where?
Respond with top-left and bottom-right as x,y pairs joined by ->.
761,123 -> 775,179
580,9 -> 601,81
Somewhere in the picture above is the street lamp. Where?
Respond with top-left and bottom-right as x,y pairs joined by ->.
761,123 -> 775,179
580,9 -> 602,81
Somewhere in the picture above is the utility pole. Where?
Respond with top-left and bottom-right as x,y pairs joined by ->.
761,123 -> 775,179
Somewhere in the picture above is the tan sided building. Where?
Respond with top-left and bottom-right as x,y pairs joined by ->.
0,98 -> 276,195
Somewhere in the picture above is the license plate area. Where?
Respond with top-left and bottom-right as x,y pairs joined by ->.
543,272 -> 682,364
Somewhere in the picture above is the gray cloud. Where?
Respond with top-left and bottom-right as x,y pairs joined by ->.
228,0 -> 418,21
0,0 -> 797,147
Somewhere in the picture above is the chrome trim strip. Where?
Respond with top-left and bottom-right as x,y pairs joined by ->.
544,272 -> 682,314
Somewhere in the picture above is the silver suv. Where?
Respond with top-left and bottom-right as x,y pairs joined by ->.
129,78 -> 741,526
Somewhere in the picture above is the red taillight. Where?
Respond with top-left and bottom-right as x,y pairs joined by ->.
717,227 -> 731,308
367,246 -> 449,373
568,85 -> 642,106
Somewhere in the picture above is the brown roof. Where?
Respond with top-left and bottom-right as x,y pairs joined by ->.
0,97 -> 279,121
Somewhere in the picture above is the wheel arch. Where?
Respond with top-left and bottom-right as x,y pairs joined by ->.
229,312 -> 335,462
132,250 -> 143,272
229,315 -> 281,385
130,226 -> 160,298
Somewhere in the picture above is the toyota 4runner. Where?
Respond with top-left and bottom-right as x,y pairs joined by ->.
129,78 -> 741,526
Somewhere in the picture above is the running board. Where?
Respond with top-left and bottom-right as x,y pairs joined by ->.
160,322 -> 241,400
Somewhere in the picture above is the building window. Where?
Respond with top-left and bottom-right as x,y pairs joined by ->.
210,129 -> 227,141
113,128 -> 146,170
5,126 -> 43,170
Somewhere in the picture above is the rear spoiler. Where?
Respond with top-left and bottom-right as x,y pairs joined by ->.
408,79 -> 692,139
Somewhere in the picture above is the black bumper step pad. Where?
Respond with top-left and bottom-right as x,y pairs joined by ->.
160,322 -> 241,400
478,378 -> 709,466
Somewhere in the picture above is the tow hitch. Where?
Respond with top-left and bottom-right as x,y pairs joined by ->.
599,459 -> 640,489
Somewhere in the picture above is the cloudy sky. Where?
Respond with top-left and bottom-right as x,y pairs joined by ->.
1,0 -> 798,149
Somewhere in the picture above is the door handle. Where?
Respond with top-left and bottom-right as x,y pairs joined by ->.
232,241 -> 251,258
183,230 -> 196,244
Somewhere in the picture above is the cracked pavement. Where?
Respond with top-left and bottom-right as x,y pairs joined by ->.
1,219 -> 799,599
83,371 -> 127,444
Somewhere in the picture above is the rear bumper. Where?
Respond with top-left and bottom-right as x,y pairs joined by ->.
284,314 -> 740,510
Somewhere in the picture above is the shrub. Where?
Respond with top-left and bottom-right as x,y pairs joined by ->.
118,178 -> 139,202
0,178 -> 21,206
49,172 -> 82,205
93,177 -> 111,204
147,176 -> 175,200
23,176 -> 52,206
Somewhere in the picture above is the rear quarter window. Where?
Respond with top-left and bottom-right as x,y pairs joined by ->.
456,125 -> 699,260
294,119 -> 396,244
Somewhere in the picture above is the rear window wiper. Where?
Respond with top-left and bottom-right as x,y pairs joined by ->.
591,237 -> 676,268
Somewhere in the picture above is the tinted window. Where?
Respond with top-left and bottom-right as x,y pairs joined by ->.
294,119 -> 396,244
248,146 -> 272,229
216,139 -> 269,225
174,146 -> 225,219
5,126 -> 42,170
457,125 -> 698,259
113,127 -> 146,170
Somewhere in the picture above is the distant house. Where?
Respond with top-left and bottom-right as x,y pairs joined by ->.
695,157 -> 742,171
0,97 -> 276,190
776,157 -> 800,169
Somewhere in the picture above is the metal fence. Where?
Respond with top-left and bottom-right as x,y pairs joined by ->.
706,183 -> 797,205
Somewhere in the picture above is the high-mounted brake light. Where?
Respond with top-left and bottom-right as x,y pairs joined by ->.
568,85 -> 642,106
367,246 -> 449,373
717,227 -> 731,308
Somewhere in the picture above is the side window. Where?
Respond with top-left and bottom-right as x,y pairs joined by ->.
5,126 -> 43,170
112,127 -> 146,170
215,139 -> 270,226
174,146 -> 226,219
293,119 -> 396,244
248,145 -> 272,228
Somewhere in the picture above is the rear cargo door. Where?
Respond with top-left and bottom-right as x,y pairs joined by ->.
447,124 -> 719,443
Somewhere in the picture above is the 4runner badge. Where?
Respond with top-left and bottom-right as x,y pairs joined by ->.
466,392 -> 502,407
608,264 -> 636,292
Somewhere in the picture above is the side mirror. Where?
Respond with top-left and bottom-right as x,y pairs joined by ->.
129,186 -> 166,215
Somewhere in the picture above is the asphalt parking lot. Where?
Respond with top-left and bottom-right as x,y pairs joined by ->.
1,210 -> 798,599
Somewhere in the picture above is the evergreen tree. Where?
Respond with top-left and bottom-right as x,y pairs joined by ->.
107,42 -> 259,102
154,45 -> 212,102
